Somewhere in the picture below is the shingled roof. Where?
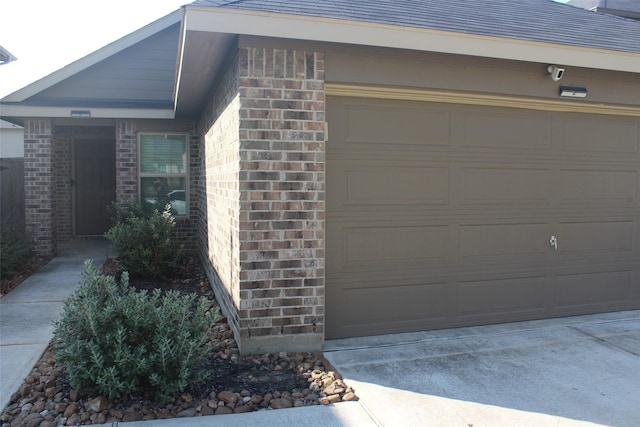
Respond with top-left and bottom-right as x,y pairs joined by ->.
191,0 -> 640,54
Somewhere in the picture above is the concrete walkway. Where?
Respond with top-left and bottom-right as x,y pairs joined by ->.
2,240 -> 639,426
0,239 -> 111,410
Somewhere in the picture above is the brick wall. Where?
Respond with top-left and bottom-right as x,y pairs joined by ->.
115,120 -> 138,204
24,119 -> 55,255
198,46 -> 326,354
53,134 -> 72,240
173,122 -> 200,251
237,47 -> 326,354
197,54 -> 243,340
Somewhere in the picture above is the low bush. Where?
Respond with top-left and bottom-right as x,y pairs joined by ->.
0,221 -> 33,279
53,261 -> 218,402
105,202 -> 182,279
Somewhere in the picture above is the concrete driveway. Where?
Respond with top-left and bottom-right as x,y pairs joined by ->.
324,310 -> 640,427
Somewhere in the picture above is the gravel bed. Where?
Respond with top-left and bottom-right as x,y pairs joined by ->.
0,258 -> 357,426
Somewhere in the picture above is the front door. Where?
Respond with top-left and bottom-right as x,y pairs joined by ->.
74,139 -> 116,235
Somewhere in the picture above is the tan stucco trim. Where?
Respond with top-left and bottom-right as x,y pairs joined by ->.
325,83 -> 640,117
184,6 -> 640,74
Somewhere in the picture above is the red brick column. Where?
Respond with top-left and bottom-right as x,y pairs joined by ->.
24,119 -> 55,256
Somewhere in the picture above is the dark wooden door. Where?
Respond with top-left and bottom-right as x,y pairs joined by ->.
74,139 -> 116,235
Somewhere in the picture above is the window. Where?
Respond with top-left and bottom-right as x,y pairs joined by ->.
139,133 -> 188,215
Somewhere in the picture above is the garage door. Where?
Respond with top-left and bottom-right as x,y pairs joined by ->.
326,95 -> 640,339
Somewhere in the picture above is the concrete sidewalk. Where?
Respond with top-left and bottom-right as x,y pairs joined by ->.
2,240 -> 639,426
0,239 -> 112,410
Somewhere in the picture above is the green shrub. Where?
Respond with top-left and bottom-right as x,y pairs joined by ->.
105,202 -> 182,279
53,261 -> 218,402
0,221 -> 33,279
107,199 -> 147,224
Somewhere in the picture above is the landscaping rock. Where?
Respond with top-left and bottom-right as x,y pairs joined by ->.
342,392 -> 358,401
177,407 -> 198,417
215,406 -> 233,415
269,398 -> 292,409
217,390 -> 238,404
0,257 -> 358,425
233,404 -> 253,413
63,403 -> 78,418
85,396 -> 109,412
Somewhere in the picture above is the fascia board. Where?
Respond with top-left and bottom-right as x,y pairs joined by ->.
174,8 -> 189,112
0,104 -> 175,119
1,11 -> 182,103
184,6 -> 640,74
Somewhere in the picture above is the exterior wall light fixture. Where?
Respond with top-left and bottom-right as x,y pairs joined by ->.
70,110 -> 91,118
559,85 -> 588,99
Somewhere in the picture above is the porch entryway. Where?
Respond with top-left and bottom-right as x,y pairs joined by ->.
73,138 -> 116,236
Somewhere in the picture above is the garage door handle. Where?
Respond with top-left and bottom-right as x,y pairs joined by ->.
549,235 -> 558,251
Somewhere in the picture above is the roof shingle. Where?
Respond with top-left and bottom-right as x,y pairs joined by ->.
190,0 -> 640,54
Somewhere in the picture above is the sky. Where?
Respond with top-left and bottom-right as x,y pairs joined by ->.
0,0 -> 188,98
0,0 -> 573,99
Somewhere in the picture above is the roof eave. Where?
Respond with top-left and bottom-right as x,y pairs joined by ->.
183,5 -> 640,74
0,46 -> 17,65
0,104 -> 175,120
